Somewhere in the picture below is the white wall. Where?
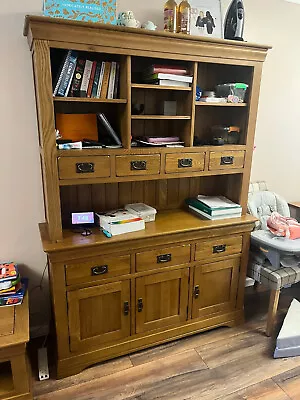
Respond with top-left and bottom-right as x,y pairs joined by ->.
0,0 -> 299,330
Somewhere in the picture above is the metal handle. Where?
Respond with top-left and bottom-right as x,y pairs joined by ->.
91,265 -> 108,276
137,298 -> 143,312
213,244 -> 226,254
131,160 -> 147,171
157,253 -> 172,264
194,285 -> 200,299
76,162 -> 95,173
178,158 -> 193,168
124,301 -> 129,316
220,156 -> 234,165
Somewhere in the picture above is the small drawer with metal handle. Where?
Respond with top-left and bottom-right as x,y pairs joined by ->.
58,156 -> 111,180
136,244 -> 191,272
195,235 -> 243,262
208,151 -> 245,171
116,155 -> 161,177
65,255 -> 131,286
165,153 -> 205,174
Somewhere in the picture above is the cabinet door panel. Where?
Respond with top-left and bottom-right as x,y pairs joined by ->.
192,258 -> 240,319
67,281 -> 130,352
136,269 -> 189,334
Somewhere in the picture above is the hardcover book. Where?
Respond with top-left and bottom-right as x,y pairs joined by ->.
43,0 -> 116,24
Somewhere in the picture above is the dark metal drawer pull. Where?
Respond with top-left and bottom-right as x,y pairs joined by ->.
157,253 -> 172,263
178,158 -> 193,168
220,156 -> 234,165
91,265 -> 108,276
194,285 -> 200,299
124,301 -> 130,316
137,298 -> 143,312
131,160 -> 147,171
76,162 -> 95,173
213,245 -> 226,254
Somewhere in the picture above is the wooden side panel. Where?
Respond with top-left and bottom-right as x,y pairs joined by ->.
135,269 -> 189,334
33,40 -> 62,241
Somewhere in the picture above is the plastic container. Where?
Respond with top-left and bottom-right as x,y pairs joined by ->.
216,83 -> 248,103
125,203 -> 157,223
211,125 -> 240,144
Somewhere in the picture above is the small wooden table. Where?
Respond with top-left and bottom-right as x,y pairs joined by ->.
0,294 -> 32,400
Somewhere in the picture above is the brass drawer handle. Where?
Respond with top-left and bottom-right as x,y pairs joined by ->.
76,162 -> 95,173
220,156 -> 234,165
137,298 -> 143,312
178,158 -> 193,168
157,253 -> 172,263
131,160 -> 147,171
124,301 -> 130,316
194,285 -> 200,299
91,265 -> 108,276
213,244 -> 226,254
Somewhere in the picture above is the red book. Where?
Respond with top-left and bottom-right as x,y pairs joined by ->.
149,64 -> 188,75
87,61 -> 97,98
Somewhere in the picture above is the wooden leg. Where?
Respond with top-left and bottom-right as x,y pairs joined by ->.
266,289 -> 280,337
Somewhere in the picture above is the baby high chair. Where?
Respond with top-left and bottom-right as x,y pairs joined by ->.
247,181 -> 300,336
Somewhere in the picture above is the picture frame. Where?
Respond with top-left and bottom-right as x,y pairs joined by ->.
190,0 -> 223,39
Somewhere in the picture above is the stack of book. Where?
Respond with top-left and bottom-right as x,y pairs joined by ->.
95,209 -> 145,236
186,195 -> 242,220
53,50 -> 120,99
143,64 -> 193,88
0,263 -> 28,307
135,136 -> 184,147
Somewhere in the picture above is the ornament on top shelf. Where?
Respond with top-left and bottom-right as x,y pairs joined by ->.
117,11 -> 140,28
141,21 -> 157,30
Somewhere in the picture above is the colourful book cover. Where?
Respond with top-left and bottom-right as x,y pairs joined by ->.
43,0 -> 116,24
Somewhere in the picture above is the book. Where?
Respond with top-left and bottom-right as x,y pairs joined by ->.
87,61 -> 97,98
0,278 -> 28,307
91,62 -> 102,98
197,195 -> 241,210
100,62 -> 112,98
107,61 -> 117,99
113,63 -> 120,99
57,51 -> 78,97
146,73 -> 193,83
146,65 -> 188,75
96,62 -> 106,98
69,58 -> 86,97
95,210 -> 145,236
80,60 -> 93,97
97,113 -> 122,146
188,205 -> 242,220
154,80 -> 190,88
53,50 -> 72,96
186,198 -> 242,217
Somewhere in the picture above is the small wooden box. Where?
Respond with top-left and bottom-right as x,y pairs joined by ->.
56,114 -> 98,142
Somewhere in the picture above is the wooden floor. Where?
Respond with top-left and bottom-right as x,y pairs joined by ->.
31,284 -> 300,400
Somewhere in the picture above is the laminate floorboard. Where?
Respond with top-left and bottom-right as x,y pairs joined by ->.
31,285 -> 300,400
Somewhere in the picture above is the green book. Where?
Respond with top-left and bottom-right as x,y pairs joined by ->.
185,198 -> 241,217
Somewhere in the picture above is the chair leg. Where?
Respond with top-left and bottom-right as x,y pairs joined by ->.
266,289 -> 280,337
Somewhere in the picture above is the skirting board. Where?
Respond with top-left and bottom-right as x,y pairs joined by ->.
274,345 -> 300,358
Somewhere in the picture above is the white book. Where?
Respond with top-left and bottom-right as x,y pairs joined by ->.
95,210 -> 145,236
80,60 -> 93,97
197,195 -> 241,210
158,80 -> 189,87
107,61 -> 117,99
96,62 -> 105,98
189,205 -> 242,220
154,73 -> 193,83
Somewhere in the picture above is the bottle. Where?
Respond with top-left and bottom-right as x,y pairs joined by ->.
164,0 -> 177,33
177,0 -> 191,34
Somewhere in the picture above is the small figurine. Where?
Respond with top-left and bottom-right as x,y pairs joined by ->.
141,21 -> 157,31
117,11 -> 140,28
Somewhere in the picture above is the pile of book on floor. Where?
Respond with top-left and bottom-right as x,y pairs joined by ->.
143,64 -> 193,88
186,195 -> 242,220
0,263 -> 28,307
53,50 -> 120,99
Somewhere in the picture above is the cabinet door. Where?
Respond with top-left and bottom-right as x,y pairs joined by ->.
192,258 -> 240,319
136,269 -> 189,334
67,281 -> 131,352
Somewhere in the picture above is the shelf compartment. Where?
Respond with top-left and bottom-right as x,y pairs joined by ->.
132,84 -> 192,91
195,102 -> 247,107
0,362 -> 13,397
54,97 -> 127,104
132,115 -> 191,120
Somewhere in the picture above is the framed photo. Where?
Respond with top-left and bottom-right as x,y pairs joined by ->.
190,0 -> 223,39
